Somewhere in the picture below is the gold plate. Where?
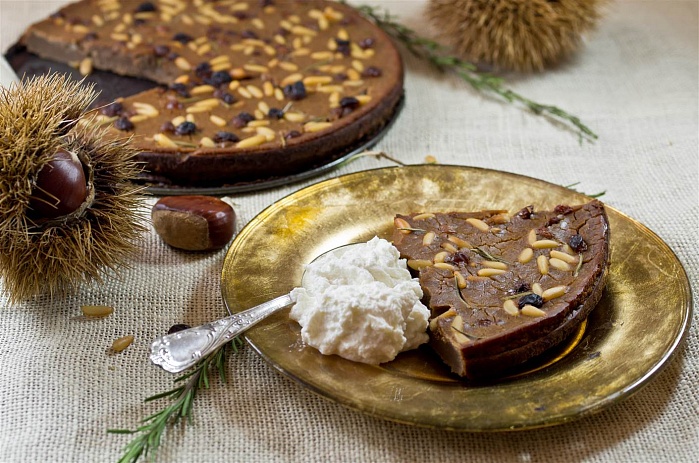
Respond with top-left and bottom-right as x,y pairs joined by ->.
220,165 -> 692,431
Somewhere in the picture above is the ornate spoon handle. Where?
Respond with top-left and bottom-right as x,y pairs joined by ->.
150,294 -> 294,373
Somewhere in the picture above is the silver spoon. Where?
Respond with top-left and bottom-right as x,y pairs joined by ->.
149,242 -> 361,373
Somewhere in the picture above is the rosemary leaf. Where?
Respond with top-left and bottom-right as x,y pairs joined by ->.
355,4 -> 598,142
109,342 -> 238,463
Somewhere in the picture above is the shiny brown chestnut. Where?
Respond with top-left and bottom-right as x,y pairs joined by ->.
152,195 -> 235,251
28,149 -> 88,219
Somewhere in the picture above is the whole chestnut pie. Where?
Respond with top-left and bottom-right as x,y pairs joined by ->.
19,0 -> 404,187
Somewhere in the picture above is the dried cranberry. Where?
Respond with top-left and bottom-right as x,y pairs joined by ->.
335,38 -> 350,56
340,96 -> 360,110
167,324 -> 191,334
359,37 -> 375,49
518,293 -> 544,310
283,81 -> 307,101
362,66 -> 382,78
153,44 -> 170,57
136,2 -> 156,12
205,71 -> 233,87
285,130 -> 302,140
214,131 -> 240,143
554,204 -> 574,215
160,121 -> 175,133
569,234 -> 588,253
173,32 -> 193,44
536,227 -> 555,239
268,108 -> 284,119
231,112 -> 255,128
113,117 -> 134,131
101,101 -> 123,117
446,250 -> 470,264
175,121 -> 197,136
514,282 -> 531,294
516,205 -> 534,219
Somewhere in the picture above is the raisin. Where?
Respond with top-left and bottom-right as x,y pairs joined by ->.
241,29 -> 258,39
205,71 -> 233,87
335,38 -> 351,56
100,101 -> 123,117
231,112 -> 254,128
169,82 -> 190,97
283,81 -> 307,101
268,108 -> 284,119
537,227 -> 555,239
569,234 -> 588,253
340,96 -> 360,110
220,93 -> 236,105
285,130 -> 302,140
361,66 -> 382,78
194,62 -> 212,78
175,121 -> 197,136
333,73 -> 348,82
113,117 -> 134,131
173,32 -> 193,44
214,131 -> 240,143
167,324 -> 191,334
165,98 -> 183,110
518,293 -> 544,310
136,2 -> 156,12
153,44 -> 170,57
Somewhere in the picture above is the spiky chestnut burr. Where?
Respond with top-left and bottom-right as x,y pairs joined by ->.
428,0 -> 606,72
0,73 -> 147,303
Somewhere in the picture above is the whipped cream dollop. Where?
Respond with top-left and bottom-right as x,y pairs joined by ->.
289,237 -> 430,364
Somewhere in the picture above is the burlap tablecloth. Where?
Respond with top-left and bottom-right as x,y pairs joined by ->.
1,1 -> 697,461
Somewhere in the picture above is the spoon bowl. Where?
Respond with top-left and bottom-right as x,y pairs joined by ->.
150,242 -> 362,373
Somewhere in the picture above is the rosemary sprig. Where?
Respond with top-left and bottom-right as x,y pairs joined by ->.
109,337 -> 244,463
356,4 -> 598,142
469,247 -> 509,264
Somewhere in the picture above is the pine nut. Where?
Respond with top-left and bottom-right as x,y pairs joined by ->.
521,305 -> 546,317
441,242 -> 459,253
413,213 -> 435,220
112,335 -> 134,352
394,217 -> 411,234
550,250 -> 578,264
537,255 -> 549,275
477,268 -> 507,277
303,121 -> 333,133
433,251 -> 449,263
236,134 -> 267,148
503,299 -> 519,316
210,115 -> 227,127
407,259 -> 432,270
528,229 -> 537,245
542,285 -> 567,301
81,305 -> 113,317
467,218 -> 490,232
532,239 -> 561,249
79,58 -> 93,76
549,258 -> 572,271
422,231 -> 436,246
518,247 -> 534,263
532,283 -> 543,296
454,271 -> 467,289
482,261 -> 508,270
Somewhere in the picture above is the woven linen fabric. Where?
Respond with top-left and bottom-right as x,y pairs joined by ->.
0,1 -> 697,462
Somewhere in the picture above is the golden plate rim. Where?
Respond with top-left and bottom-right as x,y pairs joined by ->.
220,164 -> 693,431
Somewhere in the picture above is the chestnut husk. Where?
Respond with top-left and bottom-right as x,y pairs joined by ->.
0,73 -> 147,302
